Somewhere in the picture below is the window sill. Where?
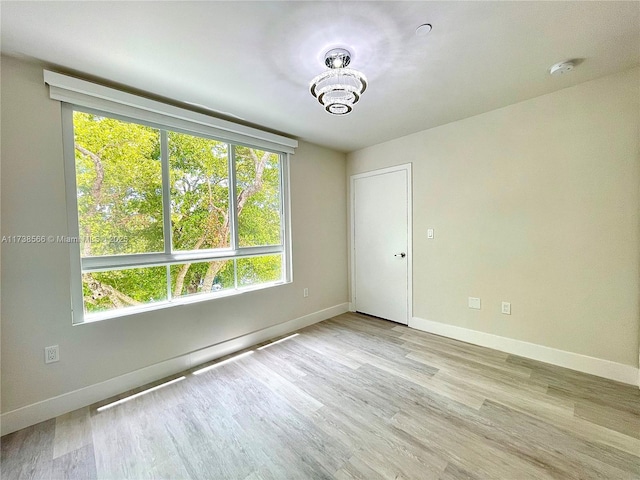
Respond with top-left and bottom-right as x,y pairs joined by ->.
75,280 -> 289,325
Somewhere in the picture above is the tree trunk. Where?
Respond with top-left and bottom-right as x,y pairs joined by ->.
172,237 -> 206,296
201,260 -> 226,292
76,144 -> 104,256
84,274 -> 141,309
200,150 -> 271,292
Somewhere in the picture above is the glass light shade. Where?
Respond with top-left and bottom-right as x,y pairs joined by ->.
310,68 -> 368,116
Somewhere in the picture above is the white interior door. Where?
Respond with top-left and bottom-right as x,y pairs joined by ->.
352,165 -> 411,324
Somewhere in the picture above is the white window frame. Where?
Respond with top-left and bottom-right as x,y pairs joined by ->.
48,71 -> 296,324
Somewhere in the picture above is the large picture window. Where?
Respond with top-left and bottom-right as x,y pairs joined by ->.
65,108 -> 291,323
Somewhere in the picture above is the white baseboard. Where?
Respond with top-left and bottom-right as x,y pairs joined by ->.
1,303 -> 349,436
409,316 -> 639,387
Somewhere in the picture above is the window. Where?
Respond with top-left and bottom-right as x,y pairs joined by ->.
48,70 -> 296,324
68,110 -> 290,322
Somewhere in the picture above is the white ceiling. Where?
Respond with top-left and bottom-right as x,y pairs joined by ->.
2,1 -> 639,152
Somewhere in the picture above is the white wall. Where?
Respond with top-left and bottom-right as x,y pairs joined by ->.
0,55 -> 348,417
348,67 -> 640,370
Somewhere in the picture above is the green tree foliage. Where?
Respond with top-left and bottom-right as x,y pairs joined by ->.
73,112 -> 283,314
74,113 -> 163,257
236,145 -> 281,247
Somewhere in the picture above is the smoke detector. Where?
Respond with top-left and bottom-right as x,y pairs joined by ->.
549,61 -> 575,76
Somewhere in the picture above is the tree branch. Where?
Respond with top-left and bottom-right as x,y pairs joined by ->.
85,275 -> 142,310
236,150 -> 269,216
76,144 -> 105,256
76,144 -> 105,204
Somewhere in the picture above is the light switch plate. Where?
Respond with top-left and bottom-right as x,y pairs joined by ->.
427,228 -> 434,239
468,297 -> 481,309
502,302 -> 511,315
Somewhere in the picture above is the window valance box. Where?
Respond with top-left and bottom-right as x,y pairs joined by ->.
43,70 -> 298,154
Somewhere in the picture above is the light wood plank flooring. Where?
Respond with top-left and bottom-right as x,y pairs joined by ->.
2,313 -> 639,479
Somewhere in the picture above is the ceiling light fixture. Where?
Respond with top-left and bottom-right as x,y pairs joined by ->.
310,48 -> 367,116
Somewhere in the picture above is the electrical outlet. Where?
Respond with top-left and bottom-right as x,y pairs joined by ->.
468,297 -> 481,309
303,288 -> 309,298
45,345 -> 59,364
502,302 -> 511,315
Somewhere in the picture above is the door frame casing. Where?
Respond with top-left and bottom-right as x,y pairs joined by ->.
349,163 -> 413,323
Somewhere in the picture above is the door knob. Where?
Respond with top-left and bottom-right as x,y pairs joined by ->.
394,252 -> 406,258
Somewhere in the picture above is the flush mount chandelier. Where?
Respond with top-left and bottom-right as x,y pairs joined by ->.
310,48 -> 367,116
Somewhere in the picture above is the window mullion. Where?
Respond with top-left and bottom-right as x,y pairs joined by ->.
234,258 -> 238,289
80,245 -> 284,272
228,144 -> 239,251
161,131 -> 173,302
160,130 -> 172,255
